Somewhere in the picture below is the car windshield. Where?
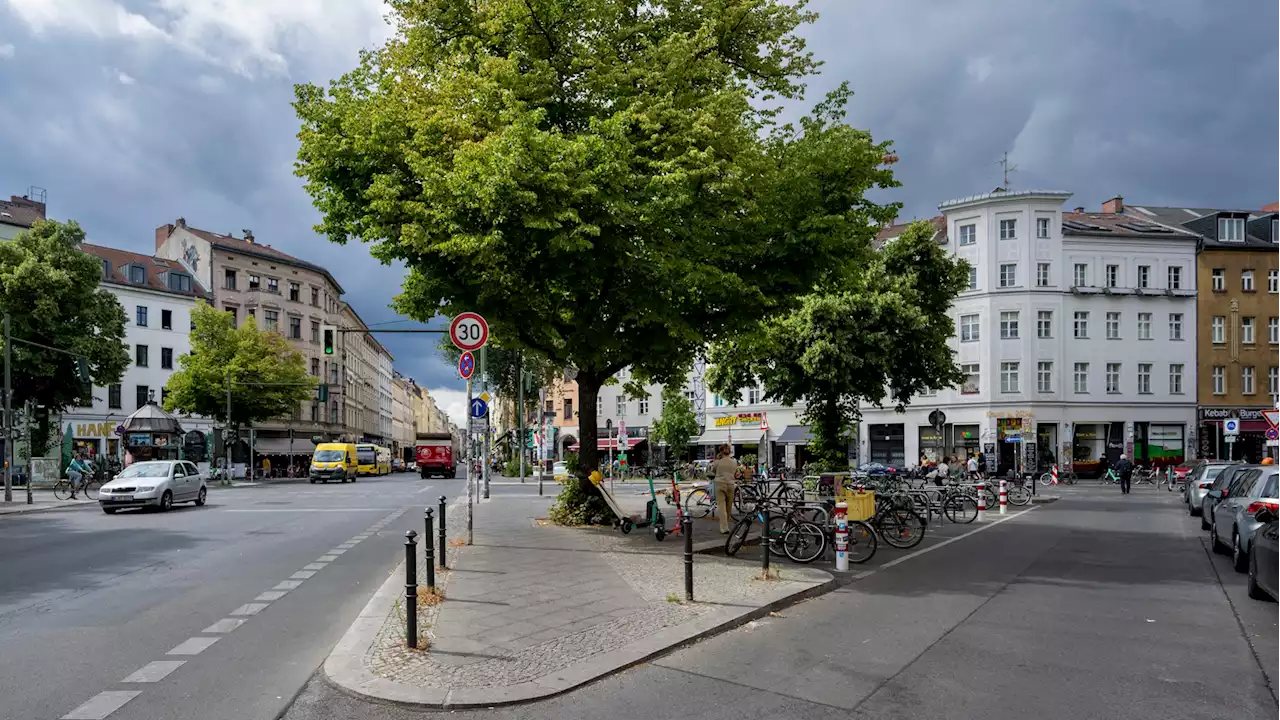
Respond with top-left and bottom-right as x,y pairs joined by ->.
116,462 -> 170,478
1203,466 -> 1226,481
314,450 -> 344,462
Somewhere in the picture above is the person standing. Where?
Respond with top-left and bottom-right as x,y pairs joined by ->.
710,445 -> 738,534
966,453 -> 979,480
1115,454 -> 1134,495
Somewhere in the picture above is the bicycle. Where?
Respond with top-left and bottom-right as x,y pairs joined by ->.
866,487 -> 927,549
1132,467 -> 1157,486
1098,468 -> 1121,484
54,473 -> 99,500
725,486 -> 827,563
1039,468 -> 1077,486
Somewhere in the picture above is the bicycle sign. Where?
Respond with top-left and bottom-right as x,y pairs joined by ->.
458,351 -> 475,380
449,312 -> 489,351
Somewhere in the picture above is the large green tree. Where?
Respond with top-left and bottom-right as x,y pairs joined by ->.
650,385 -> 699,464
164,303 -> 317,430
0,220 -> 130,454
293,0 -> 899,512
707,221 -> 969,467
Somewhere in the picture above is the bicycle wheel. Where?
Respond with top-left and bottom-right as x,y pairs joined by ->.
782,521 -> 826,564
53,480 -> 72,500
846,520 -> 878,564
875,509 -> 926,549
82,479 -> 100,500
766,513 -> 790,556
1006,483 -> 1031,506
725,517 -> 752,557
733,488 -> 754,518
684,487 -> 713,518
1064,471 -> 1078,485
1039,472 -> 1053,486
943,494 -> 978,524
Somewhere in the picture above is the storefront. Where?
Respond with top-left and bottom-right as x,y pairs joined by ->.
1035,424 -> 1059,474
1070,422 -> 1124,478
1198,408 -> 1271,462
1133,422 -> 1186,468
121,401 -> 185,464
868,423 -> 905,466
63,419 -> 123,462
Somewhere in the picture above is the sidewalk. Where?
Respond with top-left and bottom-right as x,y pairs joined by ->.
325,494 -> 833,709
0,491 -> 96,516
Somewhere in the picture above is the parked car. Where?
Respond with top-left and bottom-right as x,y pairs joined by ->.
1210,467 -> 1278,572
99,460 -> 208,514
1185,462 -> 1235,516
552,461 -> 569,482
1248,507 -> 1278,601
1200,464 -> 1253,530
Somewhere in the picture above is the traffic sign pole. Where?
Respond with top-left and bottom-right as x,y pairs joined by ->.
481,346 -> 490,500
466,375 -> 473,545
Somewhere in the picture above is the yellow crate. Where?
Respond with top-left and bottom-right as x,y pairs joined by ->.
836,486 -> 876,521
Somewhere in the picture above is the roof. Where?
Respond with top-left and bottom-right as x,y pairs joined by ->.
158,222 -> 346,295
0,195 -> 47,229
938,188 -> 1073,210
874,216 -> 947,249
80,243 -> 212,299
1059,212 -> 1200,240
1124,205 -> 1278,249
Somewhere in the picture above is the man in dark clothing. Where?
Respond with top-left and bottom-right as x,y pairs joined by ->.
1114,454 -> 1133,494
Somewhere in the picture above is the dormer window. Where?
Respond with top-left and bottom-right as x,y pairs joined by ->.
101,259 -> 111,279
128,265 -> 146,284
168,273 -> 192,292
1219,216 -> 1245,242
1273,219 -> 1277,243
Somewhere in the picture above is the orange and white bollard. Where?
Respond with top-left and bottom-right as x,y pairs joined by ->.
834,501 -> 849,572
999,480 -> 1008,515
1051,465 -> 1058,485
977,482 -> 987,522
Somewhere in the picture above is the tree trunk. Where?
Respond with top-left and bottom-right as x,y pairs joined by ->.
811,399 -> 846,468
575,371 -> 601,492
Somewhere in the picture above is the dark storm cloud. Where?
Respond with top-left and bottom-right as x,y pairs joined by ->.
0,0 -> 1274,406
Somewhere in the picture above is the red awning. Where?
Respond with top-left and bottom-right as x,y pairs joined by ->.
1240,420 -> 1270,432
564,440 -> 636,451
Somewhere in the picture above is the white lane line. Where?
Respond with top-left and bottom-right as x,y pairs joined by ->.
219,508 -> 398,513
61,691 -> 142,719
230,602 -> 270,616
166,637 -> 220,655
317,554 -> 338,562
327,548 -> 348,555
203,618 -> 246,633
877,505 -> 1040,571
273,580 -> 304,590
290,570 -> 317,579
255,590 -> 289,602
303,562 -> 328,571
122,660 -> 186,683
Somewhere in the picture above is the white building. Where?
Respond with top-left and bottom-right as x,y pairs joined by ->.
61,244 -> 217,464
377,350 -> 394,446
858,189 -> 1200,476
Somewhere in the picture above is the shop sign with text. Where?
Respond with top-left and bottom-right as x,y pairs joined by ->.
714,412 -> 764,427
71,421 -> 118,438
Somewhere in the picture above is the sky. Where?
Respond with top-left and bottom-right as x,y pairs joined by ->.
1,0 -> 1276,425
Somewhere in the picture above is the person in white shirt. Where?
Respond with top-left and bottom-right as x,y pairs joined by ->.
967,454 -> 979,478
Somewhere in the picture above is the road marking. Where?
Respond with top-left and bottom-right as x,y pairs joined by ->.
61,691 -> 142,719
317,554 -> 338,562
122,660 -> 186,683
218,508 -> 400,513
273,580 -> 304,590
328,548 -> 348,555
876,505 -> 1040,570
166,637 -> 220,655
303,562 -> 328,570
290,570 -> 317,579
230,602 -> 270,616
255,590 -> 288,601
202,618 -> 246,633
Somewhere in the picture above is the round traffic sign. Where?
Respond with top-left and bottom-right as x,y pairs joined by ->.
458,351 -> 475,380
1267,428 -> 1279,441
1224,418 -> 1240,434
449,312 -> 489,351
469,397 -> 489,418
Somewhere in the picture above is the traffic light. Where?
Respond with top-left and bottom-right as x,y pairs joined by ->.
316,384 -> 329,402
74,358 -> 90,386
322,325 -> 336,355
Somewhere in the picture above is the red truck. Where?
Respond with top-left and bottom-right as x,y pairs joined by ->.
415,433 -> 457,479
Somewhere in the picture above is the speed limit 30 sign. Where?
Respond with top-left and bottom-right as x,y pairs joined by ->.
449,312 -> 489,351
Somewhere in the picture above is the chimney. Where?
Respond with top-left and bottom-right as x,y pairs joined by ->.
1101,196 -> 1124,214
155,223 -> 174,251
243,228 -> 254,243
1073,206 -> 1085,213
176,216 -> 186,228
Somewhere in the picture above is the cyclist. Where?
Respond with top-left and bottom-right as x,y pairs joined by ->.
66,452 -> 90,499
1114,454 -> 1133,495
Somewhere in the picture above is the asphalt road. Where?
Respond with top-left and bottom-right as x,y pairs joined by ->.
0,468 -> 466,720
280,485 -> 1278,720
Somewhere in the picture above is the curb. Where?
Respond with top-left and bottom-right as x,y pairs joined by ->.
0,501 -> 98,516
324,553 -> 835,709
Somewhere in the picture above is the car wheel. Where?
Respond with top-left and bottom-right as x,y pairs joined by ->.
1200,505 -> 1211,530
194,487 -> 207,507
1247,551 -> 1271,601
309,478 -> 315,484
1189,502 -> 1200,517
102,507 -> 117,514
1232,530 -> 1249,573
159,491 -> 173,512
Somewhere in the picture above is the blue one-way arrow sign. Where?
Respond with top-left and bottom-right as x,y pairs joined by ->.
470,397 -> 488,419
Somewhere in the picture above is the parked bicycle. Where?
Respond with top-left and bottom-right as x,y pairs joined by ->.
725,484 -> 827,563
1039,467 -> 1077,486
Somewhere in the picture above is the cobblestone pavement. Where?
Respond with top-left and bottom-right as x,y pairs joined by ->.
364,499 -> 815,690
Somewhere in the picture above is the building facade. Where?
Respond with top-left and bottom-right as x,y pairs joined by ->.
0,190 -> 46,240
391,373 -> 416,461
858,189 -> 1200,476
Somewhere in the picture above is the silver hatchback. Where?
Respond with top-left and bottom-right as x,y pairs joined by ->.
1209,467 -> 1279,573
1185,462 -> 1235,517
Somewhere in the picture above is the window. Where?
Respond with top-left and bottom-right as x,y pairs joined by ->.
136,385 -> 149,409
1167,266 -> 1181,289
311,403 -> 319,422
1212,366 -> 1225,395
108,384 -> 121,410
1169,364 -> 1183,394
1137,312 -> 1152,340
225,306 -> 237,324
1107,363 -> 1122,394
1073,311 -> 1088,338
168,273 -> 191,292
330,403 -> 339,424
960,314 -> 979,342
1168,313 -> 1183,340
248,274 -> 261,290
958,224 -> 976,246
265,310 -> 279,332
713,394 -> 724,407
289,317 -> 302,340
136,306 -> 148,326
684,389 -> 697,402
1037,217 -> 1050,239
967,266 -> 978,291
1136,363 -> 1151,394
1000,362 -> 1020,393
1219,216 -> 1245,241
1242,317 -> 1255,344
311,358 -> 320,376
1242,366 -> 1255,395
1073,363 -> 1089,393
311,320 -> 320,343
1242,270 -> 1255,292
1211,268 -> 1225,291
960,363 -> 979,394
596,395 -> 603,416
160,348 -> 173,370
1270,317 -> 1279,344
747,387 -> 761,404
1270,270 -> 1279,294
1211,316 -> 1225,344
999,311 -> 1019,339
129,265 -> 145,284
224,269 -> 237,290
1105,264 -> 1119,288
638,394 -> 650,414
616,396 -> 627,416
1037,362 -> 1052,393
267,278 -> 279,294
1105,312 -> 1120,340
100,259 -> 111,279
1036,263 -> 1050,287
1137,265 -> 1149,288
311,287 -> 320,306
1271,366 -> 1279,401
563,399 -> 573,420
1037,310 -> 1052,338
289,282 -> 301,301
999,264 -> 1016,287
1073,263 -> 1087,287
135,344 -> 148,367
999,218 -> 1016,240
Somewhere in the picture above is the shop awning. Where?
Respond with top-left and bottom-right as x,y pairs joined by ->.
775,425 -> 812,445
252,437 -> 315,455
566,438 -> 641,452
694,428 -> 767,446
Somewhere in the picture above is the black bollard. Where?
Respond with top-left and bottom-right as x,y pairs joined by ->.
424,508 -> 436,591
405,530 -> 418,649
761,505 -> 771,575
682,513 -> 693,602
438,495 -> 448,569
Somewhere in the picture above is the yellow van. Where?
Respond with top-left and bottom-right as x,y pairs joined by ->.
310,443 -> 358,484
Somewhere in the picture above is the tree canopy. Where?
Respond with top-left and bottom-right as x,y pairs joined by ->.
164,303 -> 317,428
650,385 -> 699,464
706,221 -> 969,466
0,220 -> 130,453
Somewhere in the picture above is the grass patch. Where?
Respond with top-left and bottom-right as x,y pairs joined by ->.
665,593 -> 683,604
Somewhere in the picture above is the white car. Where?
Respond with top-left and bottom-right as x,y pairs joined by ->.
99,460 -> 208,514
552,462 -> 569,481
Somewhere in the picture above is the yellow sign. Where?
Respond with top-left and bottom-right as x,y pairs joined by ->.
74,422 -> 117,438
480,392 -> 490,402
714,412 -> 764,427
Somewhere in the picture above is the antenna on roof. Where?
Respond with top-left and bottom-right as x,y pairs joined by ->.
996,152 -> 1018,190
25,186 -> 47,205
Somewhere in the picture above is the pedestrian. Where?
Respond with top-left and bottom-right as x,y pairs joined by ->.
1115,453 -> 1133,495
710,444 -> 738,535
933,455 -> 950,486
966,453 -> 979,480
976,451 -> 987,479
